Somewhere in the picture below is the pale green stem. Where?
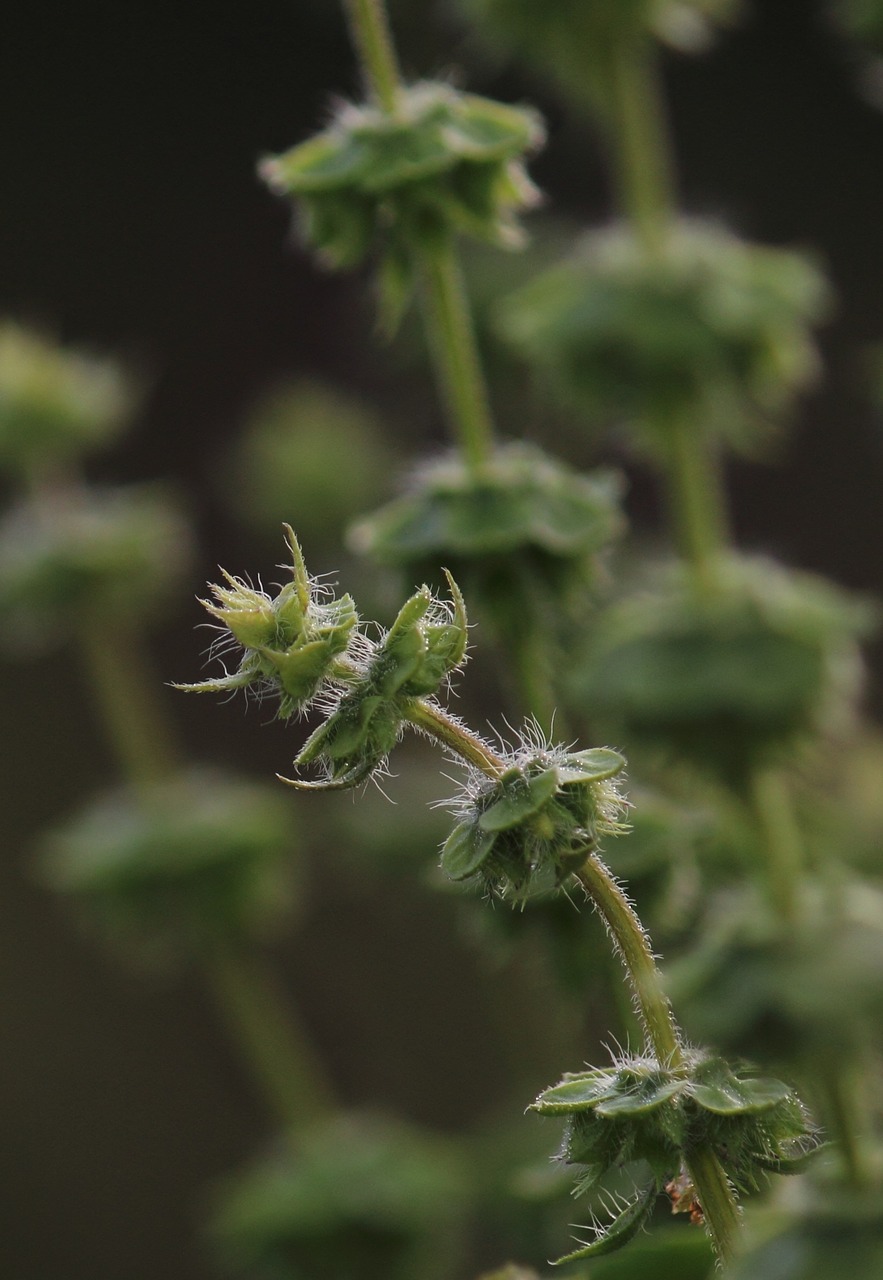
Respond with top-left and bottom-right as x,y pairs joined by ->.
662,410 -> 729,596
205,939 -> 335,1131
344,0 -> 401,112
77,620 -> 180,795
603,32 -> 676,254
747,767 -> 804,924
419,232 -> 496,472
404,698 -> 505,778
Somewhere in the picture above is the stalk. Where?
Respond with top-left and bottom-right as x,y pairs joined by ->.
418,230 -> 496,472
77,620 -> 180,795
576,854 -> 682,1067
747,766 -> 805,924
343,0 -> 496,474
603,31 -> 677,254
74,590 -> 336,1133
205,939 -> 335,1130
343,0 -> 400,112
661,410 -> 730,597
404,698 -> 505,778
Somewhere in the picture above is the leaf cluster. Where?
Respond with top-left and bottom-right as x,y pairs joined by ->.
497,221 -> 827,454
442,742 -> 627,900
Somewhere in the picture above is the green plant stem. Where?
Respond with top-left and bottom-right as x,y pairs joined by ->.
419,232 -> 496,472
683,1142 -> 742,1263
747,766 -> 804,924
79,617 -> 337,1137
604,32 -> 676,253
662,411 -> 729,595
344,0 -> 401,112
576,854 -> 683,1066
404,698 -> 505,777
205,939 -> 335,1130
576,853 -> 741,1264
815,1059 -> 874,1191
77,620 -> 180,794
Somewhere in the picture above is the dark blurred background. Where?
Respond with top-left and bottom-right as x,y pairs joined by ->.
2,1 -> 883,1277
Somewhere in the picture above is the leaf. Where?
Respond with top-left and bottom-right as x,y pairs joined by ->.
557,748 -> 626,784
691,1073 -> 792,1115
594,1077 -> 683,1118
440,820 -> 496,880
479,769 -> 559,832
551,1183 -> 657,1265
530,1069 -> 619,1114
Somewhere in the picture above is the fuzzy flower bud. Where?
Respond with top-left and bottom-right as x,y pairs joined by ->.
286,573 -> 468,789
259,81 -> 543,332
178,526 -> 358,718
441,733 -> 628,901
532,1049 -> 813,1262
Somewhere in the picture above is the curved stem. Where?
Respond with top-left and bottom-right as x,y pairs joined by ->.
404,698 -> 505,777
344,0 -> 401,112
576,854 -> 683,1066
205,940 -> 335,1131
419,231 -> 496,472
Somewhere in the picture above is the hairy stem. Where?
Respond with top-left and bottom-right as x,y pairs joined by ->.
404,698 -> 505,777
576,854 -> 683,1066
205,940 -> 335,1130
419,231 -> 496,471
344,0 -> 401,112
683,1142 -> 742,1264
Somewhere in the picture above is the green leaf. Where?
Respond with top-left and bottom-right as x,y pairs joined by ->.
530,1069 -> 619,1114
552,1184 -> 657,1265
441,820 -> 496,880
557,748 -> 626,784
479,768 -> 559,832
691,1071 -> 792,1115
594,1077 -> 683,1118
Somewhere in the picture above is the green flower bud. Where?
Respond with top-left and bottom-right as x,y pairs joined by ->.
441,733 -> 627,901
496,221 -> 828,455
209,1112 -> 469,1280
178,526 -> 358,719
531,1050 -> 811,1261
41,768 -> 299,963
0,484 -> 190,650
259,82 -> 543,329
572,555 -> 874,785
350,443 -> 625,656
0,323 -> 135,476
288,573 -> 468,788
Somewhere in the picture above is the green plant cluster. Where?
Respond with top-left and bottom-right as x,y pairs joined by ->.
261,80 -> 542,330
441,743 -> 627,899
496,222 -> 827,454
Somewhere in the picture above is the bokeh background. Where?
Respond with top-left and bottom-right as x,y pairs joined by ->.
2,1 -> 883,1276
